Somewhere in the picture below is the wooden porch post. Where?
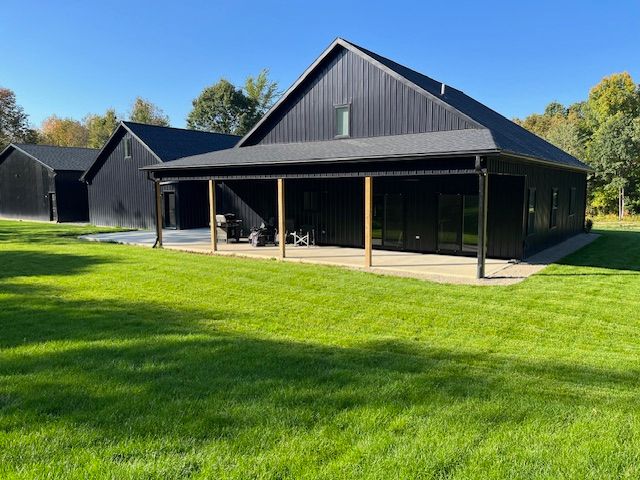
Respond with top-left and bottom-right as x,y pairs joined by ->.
208,179 -> 217,252
476,156 -> 488,278
278,178 -> 286,259
364,176 -> 373,268
154,180 -> 163,248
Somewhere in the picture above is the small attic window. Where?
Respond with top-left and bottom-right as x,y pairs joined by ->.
124,136 -> 132,158
335,105 -> 350,138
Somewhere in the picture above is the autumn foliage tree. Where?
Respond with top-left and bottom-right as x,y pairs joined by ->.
516,72 -> 640,218
40,115 -> 89,147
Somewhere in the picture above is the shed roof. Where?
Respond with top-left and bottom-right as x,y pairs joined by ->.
0,143 -> 98,171
81,122 -> 240,182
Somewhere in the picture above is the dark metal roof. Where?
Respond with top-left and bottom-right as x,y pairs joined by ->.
218,38 -> 589,172
345,39 -> 588,170
82,122 -> 241,182
122,121 -> 240,161
0,143 -> 98,171
143,129 -> 498,171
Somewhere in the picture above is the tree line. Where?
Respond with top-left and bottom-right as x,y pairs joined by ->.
0,69 -> 278,150
515,72 -> 640,218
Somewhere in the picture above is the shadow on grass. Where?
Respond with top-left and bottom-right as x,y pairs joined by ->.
539,230 -> 640,275
1,286 -> 638,448
0,250 -> 109,280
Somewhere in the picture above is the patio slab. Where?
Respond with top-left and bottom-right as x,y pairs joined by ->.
79,229 -> 600,285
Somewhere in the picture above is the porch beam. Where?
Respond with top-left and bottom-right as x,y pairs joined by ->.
364,176 -> 373,268
476,156 -> 488,278
278,178 -> 286,259
208,179 -> 217,252
153,180 -> 163,248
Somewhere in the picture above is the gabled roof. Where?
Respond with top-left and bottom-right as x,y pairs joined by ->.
235,38 -> 589,171
0,143 -> 98,171
144,129 -> 498,171
81,121 -> 240,182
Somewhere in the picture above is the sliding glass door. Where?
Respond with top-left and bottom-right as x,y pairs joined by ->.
438,194 -> 479,254
371,193 -> 405,250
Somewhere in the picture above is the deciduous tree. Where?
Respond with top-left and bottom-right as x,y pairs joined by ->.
187,79 -> 255,135
128,97 -> 169,126
85,109 -> 119,148
41,115 -> 89,147
0,87 -> 38,148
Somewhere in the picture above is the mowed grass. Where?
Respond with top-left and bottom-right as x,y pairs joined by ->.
1,221 -> 640,479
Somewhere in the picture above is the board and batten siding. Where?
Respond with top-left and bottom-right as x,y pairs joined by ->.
489,157 -> 587,257
88,131 -> 159,229
0,149 -> 54,221
244,47 -> 476,146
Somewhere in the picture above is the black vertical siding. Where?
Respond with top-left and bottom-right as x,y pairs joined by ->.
88,132 -> 207,230
489,157 -> 587,257
176,181 -> 209,229
54,171 -> 89,222
244,47 -> 475,146
0,149 -> 55,221
486,175 -> 525,259
88,131 -> 158,229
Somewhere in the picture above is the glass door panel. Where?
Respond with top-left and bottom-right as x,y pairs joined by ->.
383,193 -> 404,249
462,195 -> 479,253
163,192 -> 177,229
438,194 -> 462,252
372,194 -> 384,246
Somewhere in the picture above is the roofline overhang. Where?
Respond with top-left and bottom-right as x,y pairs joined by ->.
142,149 -> 501,177
500,151 -> 593,173
0,143 -> 57,172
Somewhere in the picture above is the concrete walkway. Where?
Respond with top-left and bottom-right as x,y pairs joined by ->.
80,229 -> 600,285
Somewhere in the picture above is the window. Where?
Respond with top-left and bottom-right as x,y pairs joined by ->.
335,105 -> 350,137
527,188 -> 536,235
303,191 -> 319,211
569,187 -> 577,216
124,136 -> 132,158
550,188 -> 559,229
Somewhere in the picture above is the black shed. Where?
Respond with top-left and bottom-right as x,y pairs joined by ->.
0,143 -> 96,222
144,38 -> 591,277
81,121 -> 239,230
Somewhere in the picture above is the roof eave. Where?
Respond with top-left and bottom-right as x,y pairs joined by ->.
499,151 -> 593,173
141,148 -> 501,173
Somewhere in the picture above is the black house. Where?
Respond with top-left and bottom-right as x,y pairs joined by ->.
144,38 -> 591,277
81,121 -> 239,229
0,143 -> 96,222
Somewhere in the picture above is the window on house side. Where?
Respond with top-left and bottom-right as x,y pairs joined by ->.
335,106 -> 350,137
124,137 -> 132,158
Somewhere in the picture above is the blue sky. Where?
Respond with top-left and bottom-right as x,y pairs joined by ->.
1,0 -> 638,128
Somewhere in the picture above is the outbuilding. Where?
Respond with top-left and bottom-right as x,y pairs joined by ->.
81,121 -> 239,229
0,143 -> 96,222
144,38 -> 591,277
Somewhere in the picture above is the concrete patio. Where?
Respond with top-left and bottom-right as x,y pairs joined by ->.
80,228 -> 599,285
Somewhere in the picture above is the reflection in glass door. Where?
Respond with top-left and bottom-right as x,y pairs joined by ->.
462,195 -> 479,253
438,194 -> 462,252
163,191 -> 177,229
383,193 -> 404,249
371,193 -> 405,250
438,194 -> 479,254
372,194 -> 384,246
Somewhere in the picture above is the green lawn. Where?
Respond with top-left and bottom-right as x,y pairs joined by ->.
1,220 -> 640,479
